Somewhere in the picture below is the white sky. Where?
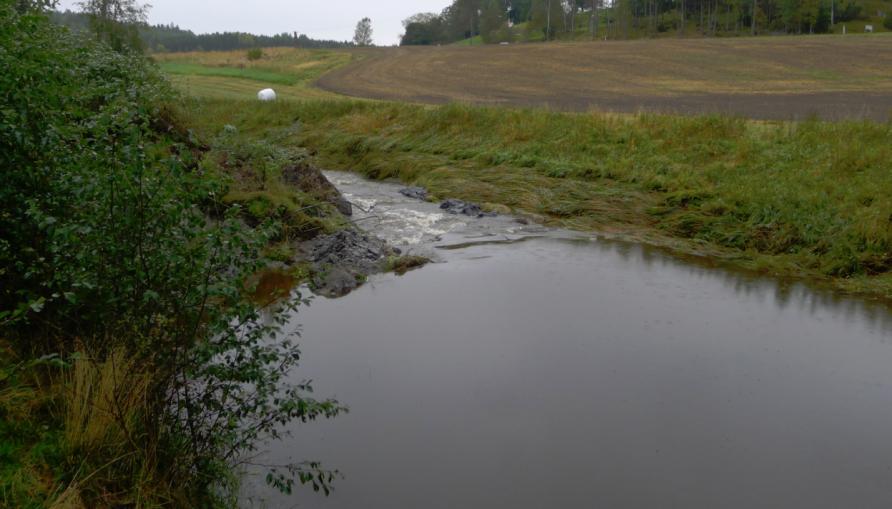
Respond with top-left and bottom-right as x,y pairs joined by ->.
57,0 -> 452,46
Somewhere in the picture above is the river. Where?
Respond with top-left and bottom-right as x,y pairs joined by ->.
243,171 -> 892,508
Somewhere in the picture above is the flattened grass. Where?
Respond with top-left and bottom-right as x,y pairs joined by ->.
176,96 -> 892,297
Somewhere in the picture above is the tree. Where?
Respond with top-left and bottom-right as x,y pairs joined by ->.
529,0 -> 563,40
403,11 -> 439,27
800,0 -> 820,32
15,0 -> 58,13
480,0 -> 509,42
401,13 -> 448,45
780,0 -> 802,32
78,0 -> 148,52
353,17 -> 373,46
591,0 -> 602,38
444,0 -> 483,40
509,0 -> 533,22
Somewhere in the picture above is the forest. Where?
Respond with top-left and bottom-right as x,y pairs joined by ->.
51,9 -> 354,52
401,0 -> 891,45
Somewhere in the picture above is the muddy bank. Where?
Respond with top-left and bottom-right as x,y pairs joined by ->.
282,160 -> 353,217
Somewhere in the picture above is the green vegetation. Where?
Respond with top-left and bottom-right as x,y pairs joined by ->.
51,8 -> 355,52
160,61 -> 298,84
154,47 -> 352,100
385,255 -> 432,275
8,1 -> 891,502
175,95 -> 892,297
402,0 -> 892,45
157,36 -> 892,297
246,47 -> 263,61
1,3 -> 345,506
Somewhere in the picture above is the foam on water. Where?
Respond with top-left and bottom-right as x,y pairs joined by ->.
377,208 -> 453,246
325,170 -> 549,258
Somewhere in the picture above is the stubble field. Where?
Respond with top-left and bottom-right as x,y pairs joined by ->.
318,35 -> 892,121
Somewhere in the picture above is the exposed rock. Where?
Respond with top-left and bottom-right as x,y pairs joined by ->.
440,199 -> 497,218
399,186 -> 428,200
314,266 -> 361,298
303,229 -> 396,297
281,162 -> 353,216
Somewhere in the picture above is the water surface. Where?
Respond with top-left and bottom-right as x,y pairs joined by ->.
244,172 -> 892,508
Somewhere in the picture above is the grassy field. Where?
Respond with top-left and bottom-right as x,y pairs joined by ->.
154,47 -> 352,100
164,41 -> 892,299
319,35 -> 892,121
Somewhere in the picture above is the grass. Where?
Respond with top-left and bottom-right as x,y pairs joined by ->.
163,42 -> 892,299
153,47 -> 354,100
0,346 -> 171,508
453,34 -> 485,45
214,130 -> 347,230
175,95 -> 892,298
159,62 -> 299,85
385,255 -> 431,275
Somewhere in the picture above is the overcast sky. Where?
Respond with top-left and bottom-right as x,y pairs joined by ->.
57,0 -> 452,46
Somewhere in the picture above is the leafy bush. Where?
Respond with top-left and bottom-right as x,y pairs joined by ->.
0,4 -> 342,505
247,47 -> 264,60
885,13 -> 892,30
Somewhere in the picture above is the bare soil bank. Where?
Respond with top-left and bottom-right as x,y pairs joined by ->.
317,36 -> 892,121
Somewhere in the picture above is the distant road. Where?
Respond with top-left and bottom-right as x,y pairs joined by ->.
317,35 -> 892,121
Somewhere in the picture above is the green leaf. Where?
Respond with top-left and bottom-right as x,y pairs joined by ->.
29,297 -> 46,313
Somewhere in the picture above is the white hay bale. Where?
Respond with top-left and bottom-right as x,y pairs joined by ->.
257,88 -> 277,102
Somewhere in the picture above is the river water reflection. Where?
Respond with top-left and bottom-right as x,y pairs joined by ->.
244,173 -> 892,509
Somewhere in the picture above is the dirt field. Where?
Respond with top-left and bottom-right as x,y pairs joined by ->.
317,35 -> 892,121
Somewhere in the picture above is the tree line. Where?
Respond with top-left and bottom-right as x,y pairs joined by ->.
401,0 -> 885,45
52,9 -> 354,52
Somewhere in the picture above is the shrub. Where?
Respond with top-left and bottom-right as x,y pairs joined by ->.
247,47 -> 264,60
0,5 -> 342,505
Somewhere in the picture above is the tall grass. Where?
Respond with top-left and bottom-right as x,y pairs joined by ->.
64,350 -> 148,457
179,97 -> 892,296
56,350 -> 154,507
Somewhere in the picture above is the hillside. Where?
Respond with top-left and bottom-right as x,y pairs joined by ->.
319,35 -> 892,121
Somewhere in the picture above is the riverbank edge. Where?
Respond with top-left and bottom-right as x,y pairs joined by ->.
316,166 -> 892,302
268,103 -> 892,303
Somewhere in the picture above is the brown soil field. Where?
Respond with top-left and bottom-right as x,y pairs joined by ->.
317,35 -> 892,121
